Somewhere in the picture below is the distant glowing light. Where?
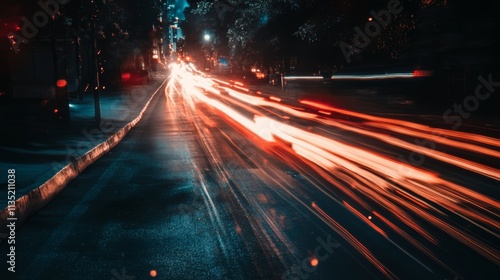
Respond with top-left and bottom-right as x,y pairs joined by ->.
261,15 -> 269,25
150,269 -> 157,277
56,79 -> 67,88
256,72 -> 266,79
413,70 -> 433,77
310,257 -> 319,267
204,34 -> 210,41
121,73 -> 131,80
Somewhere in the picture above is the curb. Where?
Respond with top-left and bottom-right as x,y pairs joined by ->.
0,79 -> 167,235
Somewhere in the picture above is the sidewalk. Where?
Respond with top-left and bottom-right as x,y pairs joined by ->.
0,72 -> 167,209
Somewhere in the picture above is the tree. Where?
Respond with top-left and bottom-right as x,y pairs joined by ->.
182,0 -> 467,73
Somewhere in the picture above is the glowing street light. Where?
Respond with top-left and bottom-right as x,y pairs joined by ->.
204,34 -> 211,41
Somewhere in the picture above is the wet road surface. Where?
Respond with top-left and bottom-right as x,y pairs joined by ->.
1,65 -> 499,280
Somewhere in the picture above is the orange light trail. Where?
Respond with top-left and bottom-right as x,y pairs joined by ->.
166,64 -> 500,274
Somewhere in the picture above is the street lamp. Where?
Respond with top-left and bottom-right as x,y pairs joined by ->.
204,34 -> 211,41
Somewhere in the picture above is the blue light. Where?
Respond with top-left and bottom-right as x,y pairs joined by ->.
261,15 -> 269,25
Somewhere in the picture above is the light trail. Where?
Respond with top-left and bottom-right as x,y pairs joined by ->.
284,73 -> 414,81
313,118 -> 500,181
300,99 -> 500,148
166,64 -> 500,276
364,121 -> 500,158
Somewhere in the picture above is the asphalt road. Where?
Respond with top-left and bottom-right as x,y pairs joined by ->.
1,65 -> 499,280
